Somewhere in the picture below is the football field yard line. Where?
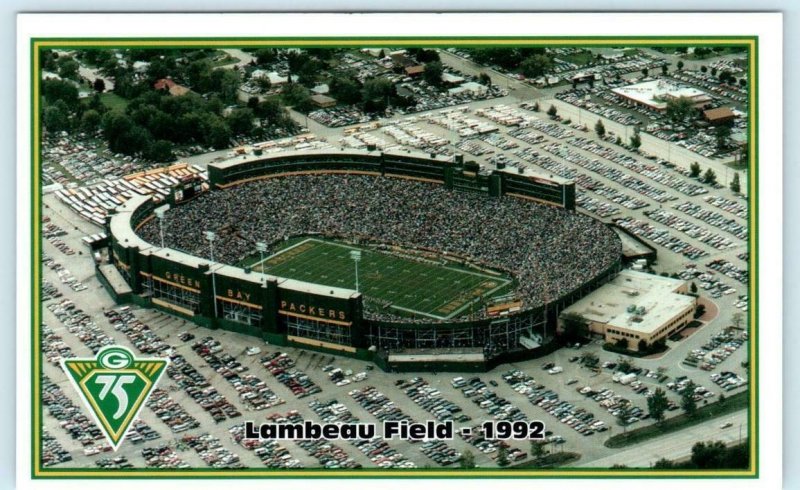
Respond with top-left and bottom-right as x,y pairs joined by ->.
255,238 -> 512,320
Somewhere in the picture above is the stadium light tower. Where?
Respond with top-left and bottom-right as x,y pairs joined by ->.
205,231 -> 219,319
349,250 -> 362,292
154,208 -> 166,248
255,242 -> 268,284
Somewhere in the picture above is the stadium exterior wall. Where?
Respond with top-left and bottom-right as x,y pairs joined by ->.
102,150 -> 620,372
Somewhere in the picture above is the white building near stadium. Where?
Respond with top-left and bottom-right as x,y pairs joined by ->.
611,79 -> 712,112
558,270 -> 696,351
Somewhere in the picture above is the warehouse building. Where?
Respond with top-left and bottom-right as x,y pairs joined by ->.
611,79 -> 711,112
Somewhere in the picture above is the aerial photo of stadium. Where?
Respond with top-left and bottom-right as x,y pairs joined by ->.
36,40 -> 752,473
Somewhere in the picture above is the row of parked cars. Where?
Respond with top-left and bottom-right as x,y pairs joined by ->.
41,430 -> 72,467
145,388 -> 200,434
457,376 -> 528,423
43,254 -> 87,293
504,370 -> 605,437
141,444 -> 191,469
569,136 -> 709,197
674,201 -> 748,241
711,371 -> 748,392
644,208 -> 737,251
261,352 -> 322,398
275,410 -> 361,469
400,377 -> 471,424
182,433 -> 244,469
192,337 -> 285,411
48,299 -> 115,355
230,422 -> 303,469
614,216 -> 708,259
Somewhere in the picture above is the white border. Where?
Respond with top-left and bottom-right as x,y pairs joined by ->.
16,12 -> 783,490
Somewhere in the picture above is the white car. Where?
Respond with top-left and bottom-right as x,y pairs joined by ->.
548,367 -> 564,374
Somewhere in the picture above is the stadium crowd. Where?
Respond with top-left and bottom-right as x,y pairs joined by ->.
138,174 -> 621,322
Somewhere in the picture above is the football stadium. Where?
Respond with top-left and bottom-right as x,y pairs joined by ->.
101,149 -> 623,371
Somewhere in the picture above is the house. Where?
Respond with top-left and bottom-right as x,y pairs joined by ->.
404,65 -> 425,77
153,78 -> 191,97
703,107 -> 736,125
310,94 -> 337,108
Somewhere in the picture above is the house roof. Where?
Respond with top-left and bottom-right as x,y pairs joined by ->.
703,107 -> 736,121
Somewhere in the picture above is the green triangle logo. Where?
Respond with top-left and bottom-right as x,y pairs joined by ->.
62,345 -> 168,451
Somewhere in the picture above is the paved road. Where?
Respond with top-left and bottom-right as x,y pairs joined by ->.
576,409 -> 747,468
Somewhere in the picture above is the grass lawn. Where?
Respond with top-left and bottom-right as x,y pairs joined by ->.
99,92 -> 129,113
241,237 -> 513,320
560,52 -> 595,66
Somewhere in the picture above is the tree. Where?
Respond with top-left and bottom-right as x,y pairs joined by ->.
615,337 -> 629,349
653,458 -> 676,469
532,101 -> 540,112
227,108 -> 255,135
690,282 -> 698,294
254,76 -> 272,93
629,133 -> 642,150
41,78 -> 80,109
520,54 -> 553,78
730,172 -> 741,194
254,49 -> 277,66
641,68 -> 649,77
690,441 -> 731,469
694,304 -> 706,319
478,72 -> 492,86
681,381 -> 698,416
661,64 -> 668,75
93,78 -> 106,93
144,140 -> 174,162
530,441 -> 546,460
739,78 -> 747,88
711,67 -> 718,76
43,103 -> 70,132
497,445 -> 510,467
616,403 -> 632,432
689,161 -> 702,178
80,109 -> 102,133
617,356 -> 636,374
665,96 -> 696,123
700,65 -> 708,73
637,339 -> 648,352
647,388 -> 670,424
581,351 -> 599,367
715,124 -> 732,152
423,61 -> 444,87
329,76 -> 362,105
218,69 -> 241,104
718,393 -> 727,406
732,312 -> 745,329
703,168 -> 718,185
57,57 -> 80,80
677,60 -> 685,71
459,450 -> 476,469
594,119 -> 606,138
547,105 -> 558,118
282,83 -> 313,112
204,115 -> 232,149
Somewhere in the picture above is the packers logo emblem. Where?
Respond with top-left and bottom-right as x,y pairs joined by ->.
61,346 -> 168,450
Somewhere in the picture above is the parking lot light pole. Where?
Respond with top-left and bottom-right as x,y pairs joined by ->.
155,209 -> 166,248
255,242 -> 268,285
350,250 -> 362,292
205,231 -> 219,319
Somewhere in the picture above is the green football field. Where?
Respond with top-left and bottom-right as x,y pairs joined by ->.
242,238 -> 513,320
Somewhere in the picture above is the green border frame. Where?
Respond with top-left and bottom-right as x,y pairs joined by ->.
30,35 -> 758,479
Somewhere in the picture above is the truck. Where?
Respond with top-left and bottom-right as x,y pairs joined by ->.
619,373 -> 637,385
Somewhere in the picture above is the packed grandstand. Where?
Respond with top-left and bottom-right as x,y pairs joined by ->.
137,173 -> 622,322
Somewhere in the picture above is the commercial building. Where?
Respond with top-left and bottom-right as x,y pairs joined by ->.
611,79 -> 711,112
558,270 -> 696,351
